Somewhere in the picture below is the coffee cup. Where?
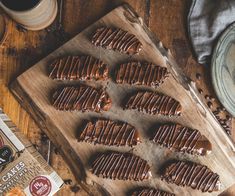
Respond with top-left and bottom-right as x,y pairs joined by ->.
0,0 -> 58,31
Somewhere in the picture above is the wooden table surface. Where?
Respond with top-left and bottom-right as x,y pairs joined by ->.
0,0 -> 234,195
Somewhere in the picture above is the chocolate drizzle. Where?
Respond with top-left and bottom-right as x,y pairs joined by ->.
92,27 -> 142,55
79,119 -> 140,147
92,152 -> 152,181
152,124 -> 212,156
49,55 -> 108,80
125,91 -> 182,116
162,161 -> 221,192
52,86 -> 111,112
132,188 -> 175,196
115,61 -> 169,87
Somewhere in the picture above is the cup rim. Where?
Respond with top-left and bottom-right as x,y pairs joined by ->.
0,0 -> 42,13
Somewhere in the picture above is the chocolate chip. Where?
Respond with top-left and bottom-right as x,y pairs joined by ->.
198,88 -> 203,94
226,115 -> 232,120
64,179 -> 72,185
41,133 -> 49,141
54,148 -> 60,154
33,144 -> 39,150
213,110 -> 220,115
216,107 -> 222,112
207,102 -> 213,109
219,119 -> 226,124
209,96 -> 215,101
205,95 -> 210,100
196,73 -> 201,80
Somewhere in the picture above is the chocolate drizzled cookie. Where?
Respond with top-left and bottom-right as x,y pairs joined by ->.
115,61 -> 169,88
162,161 -> 221,192
152,124 -> 212,156
78,119 -> 140,147
92,152 -> 151,181
132,188 -> 175,196
92,27 -> 142,55
52,86 -> 111,112
49,55 -> 108,81
124,91 -> 182,116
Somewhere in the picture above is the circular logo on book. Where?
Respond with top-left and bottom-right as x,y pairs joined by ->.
29,176 -> 52,196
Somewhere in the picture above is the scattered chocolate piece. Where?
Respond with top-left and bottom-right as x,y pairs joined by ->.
124,91 -> 182,116
92,152 -> 152,181
226,115 -> 232,120
132,188 -> 175,196
210,96 -> 215,101
207,101 -> 213,109
213,110 -> 220,116
52,86 -> 111,112
32,144 -> 39,151
198,88 -> 203,94
41,132 -> 49,141
216,117 -> 231,135
78,119 -> 140,147
216,107 -> 222,112
54,148 -> 60,155
92,27 -> 142,55
152,124 -> 211,156
115,61 -> 169,88
205,95 -> 210,100
196,73 -> 201,80
162,160 -> 221,192
64,179 -> 72,185
49,55 -> 109,81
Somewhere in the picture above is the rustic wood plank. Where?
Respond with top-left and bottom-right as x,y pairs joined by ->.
9,4 -> 235,196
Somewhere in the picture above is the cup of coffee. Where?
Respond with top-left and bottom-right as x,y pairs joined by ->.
0,0 -> 58,31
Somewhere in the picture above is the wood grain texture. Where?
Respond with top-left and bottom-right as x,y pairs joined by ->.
0,0 -> 235,195
9,4 -> 235,196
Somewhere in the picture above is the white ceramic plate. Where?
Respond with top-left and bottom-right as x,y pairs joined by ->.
212,22 -> 235,117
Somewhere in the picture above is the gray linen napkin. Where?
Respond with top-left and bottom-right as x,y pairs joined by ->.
188,0 -> 235,65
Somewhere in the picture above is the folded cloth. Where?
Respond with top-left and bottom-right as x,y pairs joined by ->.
188,0 -> 235,65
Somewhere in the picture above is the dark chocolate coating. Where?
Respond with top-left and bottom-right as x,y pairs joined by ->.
115,61 -> 169,87
125,91 -> 182,116
162,161 -> 221,192
49,55 -> 108,81
152,124 -> 212,156
92,152 -> 152,181
52,86 -> 111,112
79,119 -> 140,146
92,27 -> 142,55
132,188 -> 175,196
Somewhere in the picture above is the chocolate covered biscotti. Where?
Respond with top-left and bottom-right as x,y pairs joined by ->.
52,86 -> 111,112
92,27 -> 142,55
124,91 -> 182,116
152,124 -> 212,156
132,188 -> 175,196
91,151 -> 151,181
49,55 -> 108,81
161,161 -> 221,192
78,119 -> 140,147
115,61 -> 168,88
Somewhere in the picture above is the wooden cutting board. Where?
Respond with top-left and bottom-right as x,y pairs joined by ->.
10,4 -> 235,196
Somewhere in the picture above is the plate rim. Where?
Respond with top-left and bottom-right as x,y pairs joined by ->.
211,22 -> 235,117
